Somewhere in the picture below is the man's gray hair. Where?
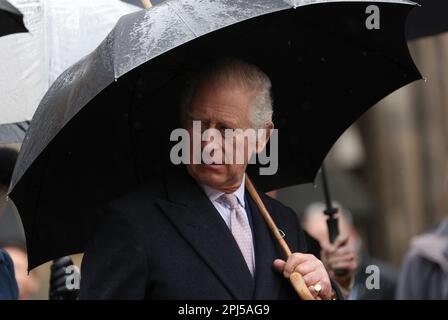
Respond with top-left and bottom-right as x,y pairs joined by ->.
180,57 -> 273,128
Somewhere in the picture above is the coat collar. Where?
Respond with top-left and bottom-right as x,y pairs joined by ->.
200,174 -> 246,208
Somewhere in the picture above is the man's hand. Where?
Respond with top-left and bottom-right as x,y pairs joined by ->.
273,253 -> 332,300
49,256 -> 80,300
320,236 -> 358,291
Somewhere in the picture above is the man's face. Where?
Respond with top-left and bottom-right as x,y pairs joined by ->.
185,80 -> 262,192
304,212 -> 355,248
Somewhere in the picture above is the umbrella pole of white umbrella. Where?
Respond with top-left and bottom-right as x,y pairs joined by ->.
245,174 -> 315,300
140,0 -> 152,8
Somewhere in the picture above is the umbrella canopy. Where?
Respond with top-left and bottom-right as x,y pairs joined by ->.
9,0 -> 421,269
406,0 -> 448,40
0,0 -> 27,37
0,0 -> 138,128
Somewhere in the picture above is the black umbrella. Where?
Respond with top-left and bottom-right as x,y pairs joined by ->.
0,0 -> 27,37
9,0 -> 421,270
406,0 -> 448,40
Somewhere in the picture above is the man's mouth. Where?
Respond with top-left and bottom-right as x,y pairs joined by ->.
201,163 -> 225,170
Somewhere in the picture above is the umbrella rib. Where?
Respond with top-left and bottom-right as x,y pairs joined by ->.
166,2 -> 198,37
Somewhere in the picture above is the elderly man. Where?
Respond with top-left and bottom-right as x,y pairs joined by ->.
79,58 -> 337,300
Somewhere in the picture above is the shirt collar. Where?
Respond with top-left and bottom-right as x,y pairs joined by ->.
201,175 -> 246,208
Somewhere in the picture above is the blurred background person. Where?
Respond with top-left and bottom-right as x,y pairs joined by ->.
396,217 -> 448,299
1,242 -> 40,299
0,248 -> 18,300
302,202 -> 398,300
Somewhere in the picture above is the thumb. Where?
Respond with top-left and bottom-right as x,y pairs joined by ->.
273,259 -> 286,273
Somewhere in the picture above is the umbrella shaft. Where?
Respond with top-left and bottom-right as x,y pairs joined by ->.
326,217 -> 339,243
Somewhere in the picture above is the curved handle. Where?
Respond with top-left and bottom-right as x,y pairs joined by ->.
140,0 -> 152,9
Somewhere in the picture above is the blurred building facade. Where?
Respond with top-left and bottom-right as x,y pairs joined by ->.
359,33 -> 448,265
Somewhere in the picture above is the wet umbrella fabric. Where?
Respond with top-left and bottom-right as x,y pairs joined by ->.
9,0 -> 421,269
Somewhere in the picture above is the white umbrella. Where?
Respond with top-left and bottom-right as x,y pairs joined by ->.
0,0 -> 138,136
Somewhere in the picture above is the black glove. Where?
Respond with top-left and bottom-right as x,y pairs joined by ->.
49,256 -> 80,300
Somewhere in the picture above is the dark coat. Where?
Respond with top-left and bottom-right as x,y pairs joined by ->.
79,167 -> 335,300
0,249 -> 18,300
396,218 -> 448,300
351,251 -> 397,300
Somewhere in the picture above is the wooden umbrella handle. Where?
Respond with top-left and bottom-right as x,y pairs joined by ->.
245,174 -> 315,300
140,0 -> 153,9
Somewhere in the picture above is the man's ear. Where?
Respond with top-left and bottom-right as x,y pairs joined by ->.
256,121 -> 274,154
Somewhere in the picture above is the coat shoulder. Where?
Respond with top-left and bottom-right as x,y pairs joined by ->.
108,177 -> 165,216
90,177 -> 168,246
259,193 -> 300,223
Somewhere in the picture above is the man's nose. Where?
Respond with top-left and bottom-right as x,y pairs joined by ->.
201,129 -> 222,148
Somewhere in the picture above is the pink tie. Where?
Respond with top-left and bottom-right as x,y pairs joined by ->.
218,193 -> 254,276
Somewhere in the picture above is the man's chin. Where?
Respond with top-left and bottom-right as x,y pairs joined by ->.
190,164 -> 228,187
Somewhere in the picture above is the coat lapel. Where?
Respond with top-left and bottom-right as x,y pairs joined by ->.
155,167 -> 254,299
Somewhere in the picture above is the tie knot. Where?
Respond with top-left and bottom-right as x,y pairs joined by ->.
218,193 -> 239,209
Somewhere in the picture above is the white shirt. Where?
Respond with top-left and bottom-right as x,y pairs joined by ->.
200,175 -> 256,266
200,175 -> 248,228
